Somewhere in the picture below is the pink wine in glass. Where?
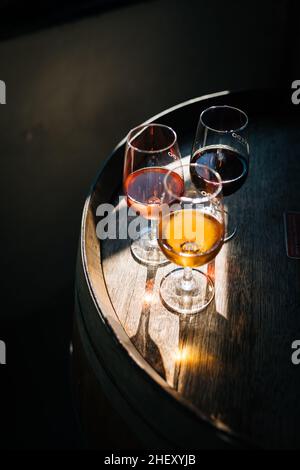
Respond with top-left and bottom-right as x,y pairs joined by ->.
124,167 -> 184,219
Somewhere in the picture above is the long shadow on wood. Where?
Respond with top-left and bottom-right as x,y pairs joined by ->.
130,265 -> 166,380
172,258 -> 247,434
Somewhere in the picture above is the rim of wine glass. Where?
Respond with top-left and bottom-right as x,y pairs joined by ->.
164,162 -> 223,205
200,105 -> 249,134
127,123 -> 177,154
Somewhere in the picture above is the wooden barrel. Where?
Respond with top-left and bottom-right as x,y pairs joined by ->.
73,89 -> 300,449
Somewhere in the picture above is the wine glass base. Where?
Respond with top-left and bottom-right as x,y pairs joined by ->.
159,268 -> 215,315
131,228 -> 169,266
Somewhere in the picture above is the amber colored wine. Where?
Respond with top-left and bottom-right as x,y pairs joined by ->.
124,167 -> 184,219
158,209 -> 224,267
190,145 -> 248,196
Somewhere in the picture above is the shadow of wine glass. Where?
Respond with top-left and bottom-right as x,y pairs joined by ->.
171,255 -> 252,433
130,265 -> 166,380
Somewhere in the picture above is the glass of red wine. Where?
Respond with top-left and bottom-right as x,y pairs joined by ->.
190,105 -> 249,241
123,123 -> 184,265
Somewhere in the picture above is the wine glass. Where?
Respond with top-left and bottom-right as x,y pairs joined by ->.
123,123 -> 184,265
158,162 -> 225,315
190,105 -> 249,241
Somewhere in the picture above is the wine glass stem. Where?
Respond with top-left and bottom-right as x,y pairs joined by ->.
149,218 -> 158,243
181,267 -> 194,291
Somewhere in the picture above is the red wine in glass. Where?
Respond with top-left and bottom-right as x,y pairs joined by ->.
190,145 -> 249,197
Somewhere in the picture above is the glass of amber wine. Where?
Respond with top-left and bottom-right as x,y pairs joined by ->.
123,123 -> 184,265
158,163 -> 225,314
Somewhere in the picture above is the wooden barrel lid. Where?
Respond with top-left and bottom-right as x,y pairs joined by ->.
75,89 -> 300,449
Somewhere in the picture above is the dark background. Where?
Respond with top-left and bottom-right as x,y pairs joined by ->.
0,0 -> 299,449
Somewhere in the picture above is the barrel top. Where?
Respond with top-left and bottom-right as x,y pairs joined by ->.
80,89 -> 300,449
